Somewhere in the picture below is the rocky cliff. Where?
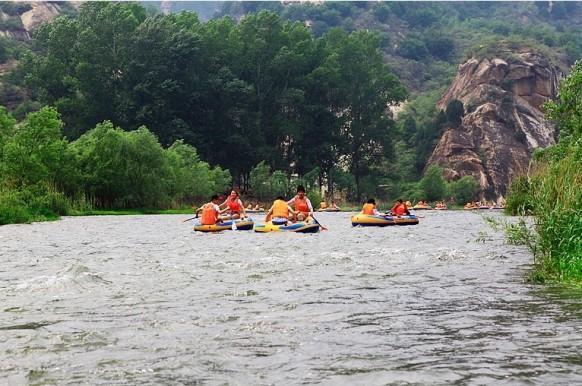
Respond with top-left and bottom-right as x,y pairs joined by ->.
427,50 -> 562,202
0,2 -> 78,40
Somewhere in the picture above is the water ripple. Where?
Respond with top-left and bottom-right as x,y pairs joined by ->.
0,212 -> 580,384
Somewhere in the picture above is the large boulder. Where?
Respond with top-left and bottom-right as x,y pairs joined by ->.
428,50 -> 562,202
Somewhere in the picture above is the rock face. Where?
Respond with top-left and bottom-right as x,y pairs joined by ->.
428,51 -> 561,202
0,2 -> 80,40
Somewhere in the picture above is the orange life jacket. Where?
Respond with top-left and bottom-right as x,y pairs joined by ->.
393,203 -> 407,216
227,198 -> 242,213
362,203 -> 375,215
201,203 -> 218,225
272,200 -> 289,218
294,196 -> 310,214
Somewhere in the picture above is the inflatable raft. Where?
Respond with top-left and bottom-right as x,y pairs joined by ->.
317,208 -> 341,212
193,218 -> 254,232
412,204 -> 432,210
245,209 -> 265,213
351,213 -> 419,226
254,219 -> 320,233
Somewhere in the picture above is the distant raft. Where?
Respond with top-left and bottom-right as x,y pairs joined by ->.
254,219 -> 320,233
412,204 -> 432,210
351,213 -> 419,227
317,208 -> 341,212
193,218 -> 254,232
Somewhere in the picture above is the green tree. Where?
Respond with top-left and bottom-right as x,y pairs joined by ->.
71,122 -> 173,208
165,140 -> 231,204
398,35 -> 428,60
448,175 -> 477,203
249,161 -> 272,201
545,60 -> 582,143
419,165 -> 446,201
0,106 -> 16,162
322,29 -> 406,199
2,107 -> 73,190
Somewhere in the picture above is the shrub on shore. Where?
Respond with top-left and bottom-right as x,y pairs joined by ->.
506,60 -> 582,284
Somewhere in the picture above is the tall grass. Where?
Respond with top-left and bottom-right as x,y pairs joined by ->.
0,184 -> 76,225
530,145 -> 582,283
507,142 -> 582,283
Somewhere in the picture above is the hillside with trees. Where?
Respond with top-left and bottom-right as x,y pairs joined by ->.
0,1 -> 581,219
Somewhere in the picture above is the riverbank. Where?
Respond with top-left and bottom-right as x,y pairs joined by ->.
503,60 -> 582,285
68,208 -> 194,216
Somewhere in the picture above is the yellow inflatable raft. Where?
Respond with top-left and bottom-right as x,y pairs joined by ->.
351,213 -> 419,226
254,218 -> 320,233
193,219 -> 254,232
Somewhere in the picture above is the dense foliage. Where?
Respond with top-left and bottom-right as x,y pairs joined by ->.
15,3 -> 406,200
0,107 -> 230,224
216,1 -> 582,181
506,61 -> 582,283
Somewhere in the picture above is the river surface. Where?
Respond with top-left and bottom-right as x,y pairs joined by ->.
1,211 -> 582,385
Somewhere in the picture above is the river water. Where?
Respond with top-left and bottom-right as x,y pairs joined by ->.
1,211 -> 582,385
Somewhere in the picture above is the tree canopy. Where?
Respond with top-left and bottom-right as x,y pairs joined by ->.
20,3 -> 407,199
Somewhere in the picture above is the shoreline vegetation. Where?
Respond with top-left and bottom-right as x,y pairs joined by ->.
505,61 -> 582,285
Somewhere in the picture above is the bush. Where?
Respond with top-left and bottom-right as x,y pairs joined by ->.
505,176 -> 535,215
447,175 -> 477,203
373,3 -> 391,22
397,36 -> 428,60
0,185 -> 71,225
424,34 -> 455,60
531,143 -> 582,282
249,161 -> 272,201
419,165 -> 446,201
0,190 -> 32,224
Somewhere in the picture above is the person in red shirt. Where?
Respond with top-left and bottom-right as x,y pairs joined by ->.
391,199 -> 410,216
287,185 -> 313,221
219,190 -> 247,219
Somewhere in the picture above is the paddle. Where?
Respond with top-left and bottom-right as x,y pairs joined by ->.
311,215 -> 328,231
182,214 -> 198,223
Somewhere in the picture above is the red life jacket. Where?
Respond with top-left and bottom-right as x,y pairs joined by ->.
294,196 -> 310,215
227,198 -> 242,213
393,203 -> 407,216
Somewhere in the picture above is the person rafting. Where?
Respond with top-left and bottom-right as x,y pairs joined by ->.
330,201 -> 340,210
391,199 -> 410,216
219,190 -> 246,219
287,185 -> 313,221
265,196 -> 295,225
195,195 -> 222,225
362,198 -> 381,215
